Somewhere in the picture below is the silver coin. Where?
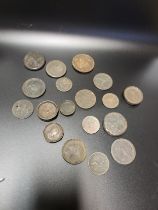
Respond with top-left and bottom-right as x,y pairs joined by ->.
22,78 -> 46,98
124,86 -> 143,105
12,99 -> 34,119
93,73 -> 113,90
24,52 -> 45,70
111,138 -> 136,165
88,152 -> 109,175
82,116 -> 100,134
56,77 -> 72,92
102,93 -> 119,109
46,60 -> 67,78
60,100 -> 76,116
104,112 -> 127,136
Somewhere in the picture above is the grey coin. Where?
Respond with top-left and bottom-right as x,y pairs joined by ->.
124,86 -> 143,105
62,139 -> 87,165
22,78 -> 46,98
56,77 -> 72,92
102,93 -> 119,109
82,116 -> 100,134
75,89 -> 96,109
12,99 -> 34,119
24,52 -> 45,70
111,138 -> 136,165
46,60 -> 67,78
104,112 -> 127,136
43,123 -> 64,143
88,152 -> 110,175
93,73 -> 113,90
60,100 -> 76,116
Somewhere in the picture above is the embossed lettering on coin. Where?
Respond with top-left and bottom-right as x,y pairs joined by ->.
82,116 -> 100,134
60,100 -> 76,116
102,93 -> 119,108
124,86 -> 143,105
46,60 -> 66,78
56,77 -> 72,92
93,73 -> 113,90
24,52 -> 45,70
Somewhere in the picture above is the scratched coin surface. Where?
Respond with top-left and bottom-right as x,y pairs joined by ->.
60,100 -> 76,116
82,116 -> 100,134
102,93 -> 119,108
56,77 -> 72,92
124,86 -> 143,105
93,73 -> 113,90
24,52 -> 45,70
46,60 -> 66,78
62,139 -> 87,165
111,138 -> 136,165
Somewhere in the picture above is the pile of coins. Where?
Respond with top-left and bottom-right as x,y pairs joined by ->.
12,52 -> 143,176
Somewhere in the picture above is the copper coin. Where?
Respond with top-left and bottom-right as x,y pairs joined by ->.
102,93 -> 119,108
124,86 -> 143,105
24,52 -> 45,70
82,116 -> 100,134
93,73 -> 113,90
56,77 -> 72,92
46,60 -> 66,78
60,100 -> 76,116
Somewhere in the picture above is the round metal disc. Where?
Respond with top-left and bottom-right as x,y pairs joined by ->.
82,116 -> 100,134
24,52 -> 45,70
56,77 -> 72,92
60,100 -> 76,116
93,73 -> 113,90
102,93 -> 119,108
124,86 -> 143,105
46,60 -> 67,78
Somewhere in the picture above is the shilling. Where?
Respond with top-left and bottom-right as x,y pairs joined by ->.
56,77 -> 72,92
24,52 -> 45,70
93,73 -> 113,90
46,60 -> 67,78
82,116 -> 100,134
60,100 -> 76,116
124,86 -> 143,105
102,93 -> 119,108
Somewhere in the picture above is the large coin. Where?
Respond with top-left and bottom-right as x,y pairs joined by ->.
111,138 -> 136,165
75,89 -> 96,109
46,60 -> 66,78
62,139 -> 87,165
82,116 -> 100,134
72,54 -> 95,73
12,99 -> 34,119
124,86 -> 143,105
24,52 -> 45,70
88,152 -> 109,175
60,100 -> 76,116
93,73 -> 113,90
104,112 -> 127,136
56,77 -> 72,92
102,93 -> 119,108
22,78 -> 46,98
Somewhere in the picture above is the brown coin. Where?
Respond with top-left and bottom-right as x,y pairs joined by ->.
102,93 -> 119,108
123,86 -> 143,105
82,116 -> 100,134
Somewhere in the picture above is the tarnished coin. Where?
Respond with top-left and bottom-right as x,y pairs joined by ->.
22,78 -> 46,98
24,52 -> 45,70
62,139 -> 87,165
72,54 -> 95,73
60,100 -> 76,116
93,73 -> 113,90
46,60 -> 66,78
56,77 -> 72,92
75,89 -> 96,109
88,152 -> 109,175
124,86 -> 143,105
102,93 -> 119,108
82,116 -> 100,134
111,138 -> 136,165
104,112 -> 127,136
12,99 -> 34,119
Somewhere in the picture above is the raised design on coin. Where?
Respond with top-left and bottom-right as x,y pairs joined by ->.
24,52 -> 45,70
102,93 -> 119,108
124,86 -> 143,105
46,60 -> 66,78
82,116 -> 100,134
56,77 -> 72,92
93,73 -> 113,90
60,100 -> 76,116
0,178 -> 5,183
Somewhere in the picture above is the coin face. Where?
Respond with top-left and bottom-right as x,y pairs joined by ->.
124,86 -> 143,105
104,112 -> 127,136
12,99 -> 34,119
24,52 -> 45,70
56,77 -> 72,92
82,116 -> 100,134
60,100 -> 76,116
102,93 -> 119,108
43,123 -> 64,143
111,138 -> 136,165
62,139 -> 87,165
72,54 -> 95,73
93,73 -> 113,90
46,60 -> 66,78
22,78 -> 46,98
75,89 -> 96,109
88,152 -> 109,175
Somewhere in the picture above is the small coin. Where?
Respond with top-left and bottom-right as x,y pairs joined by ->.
102,93 -> 119,108
12,99 -> 34,119
124,86 -> 143,105
111,138 -> 136,165
60,100 -> 76,116
62,139 -> 87,165
46,60 -> 67,78
22,78 -> 46,98
104,112 -> 127,136
56,77 -> 72,92
93,73 -> 113,90
24,52 -> 45,70
72,54 -> 95,73
75,89 -> 96,109
82,116 -> 100,134
88,152 -> 109,175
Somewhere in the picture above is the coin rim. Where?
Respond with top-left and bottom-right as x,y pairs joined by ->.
24,52 -> 46,70
45,60 -> 67,78
60,100 -> 76,116
102,93 -> 119,109
123,86 -> 143,105
56,77 -> 73,92
82,115 -> 100,134
93,73 -> 113,90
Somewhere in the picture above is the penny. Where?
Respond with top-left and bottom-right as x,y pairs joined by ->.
22,78 -> 46,98
75,89 -> 96,109
104,112 -> 127,136
56,77 -> 72,92
60,100 -> 76,116
124,86 -> 143,105
93,73 -> 113,90
24,52 -> 45,70
12,99 -> 34,119
88,152 -> 109,175
111,138 -> 136,165
62,139 -> 87,165
72,54 -> 95,73
102,93 -> 119,108
82,116 -> 100,134
46,60 -> 66,78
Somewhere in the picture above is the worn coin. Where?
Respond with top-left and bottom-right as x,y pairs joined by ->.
62,139 -> 87,165
104,112 -> 127,136
124,86 -> 143,105
75,89 -> 96,109
60,100 -> 76,116
93,73 -> 113,90
12,99 -> 34,119
56,77 -> 72,92
72,54 -> 95,73
111,138 -> 136,165
46,60 -> 66,78
82,116 -> 100,134
88,152 -> 109,175
102,93 -> 119,108
22,78 -> 46,98
24,52 -> 45,70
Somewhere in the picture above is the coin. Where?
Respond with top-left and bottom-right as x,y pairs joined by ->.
24,52 -> 45,70
72,54 -> 95,73
62,139 -> 87,165
56,77 -> 72,92
102,93 -> 119,108
82,116 -> 100,134
124,86 -> 143,105
104,112 -> 127,136
93,73 -> 113,90
43,123 -> 64,143
111,138 -> 136,165
88,152 -> 109,175
22,78 -> 46,98
75,89 -> 96,109
46,60 -> 66,78
60,100 -> 76,116
12,99 -> 34,119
